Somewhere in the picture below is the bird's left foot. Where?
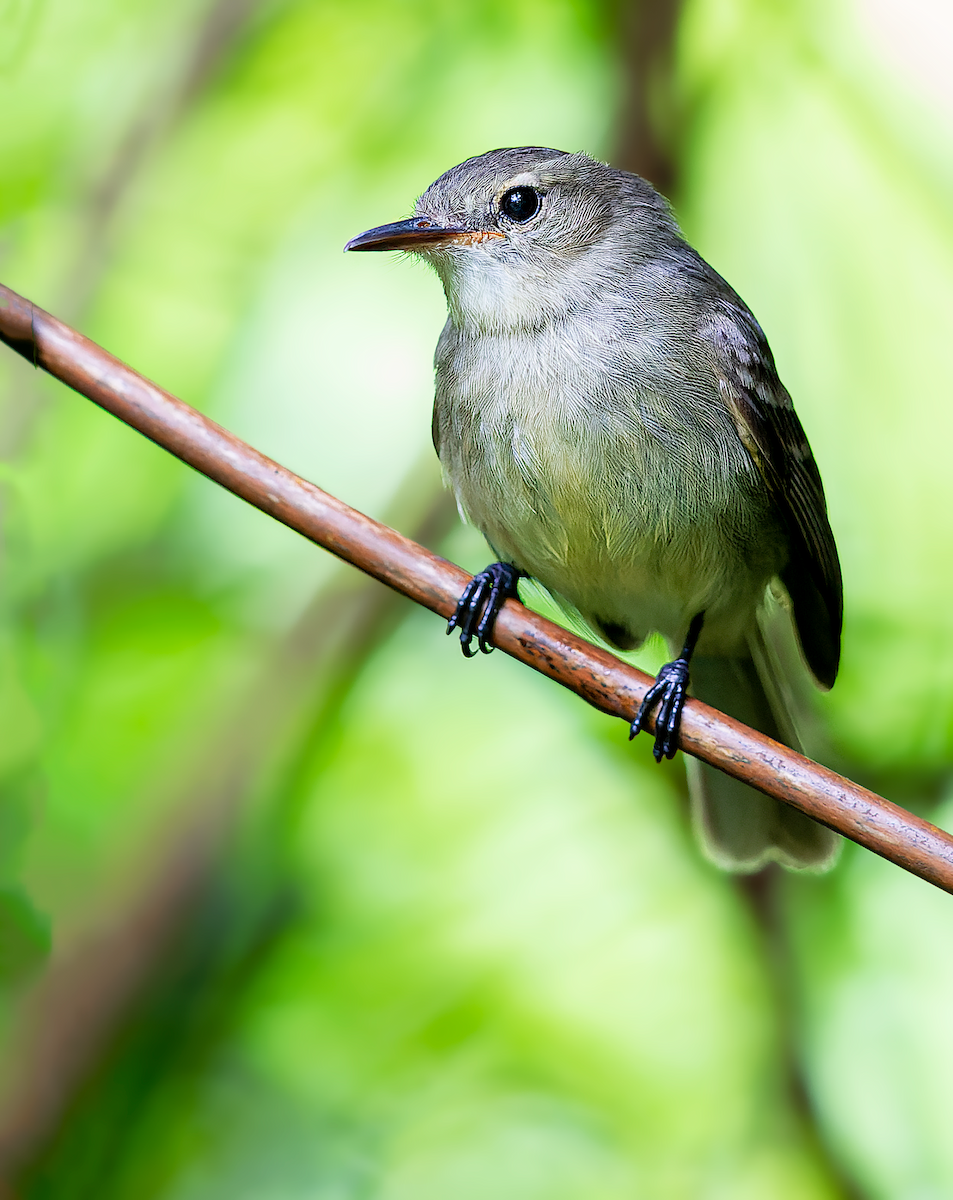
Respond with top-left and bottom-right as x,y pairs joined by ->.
629,612 -> 704,761
629,658 -> 691,761
447,562 -> 522,657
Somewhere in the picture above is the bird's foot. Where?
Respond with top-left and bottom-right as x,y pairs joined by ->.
629,657 -> 691,762
447,562 -> 521,657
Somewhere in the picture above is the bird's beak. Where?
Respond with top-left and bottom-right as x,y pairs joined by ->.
345,216 -> 481,252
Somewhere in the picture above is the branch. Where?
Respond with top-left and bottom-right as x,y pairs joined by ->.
2,281 -> 952,893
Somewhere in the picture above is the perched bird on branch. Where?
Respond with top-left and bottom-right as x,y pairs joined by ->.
347,147 -> 842,873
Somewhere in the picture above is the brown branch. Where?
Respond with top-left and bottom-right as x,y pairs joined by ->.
2,281 -> 952,894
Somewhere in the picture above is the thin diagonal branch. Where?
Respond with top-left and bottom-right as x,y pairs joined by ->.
2,281 -> 952,894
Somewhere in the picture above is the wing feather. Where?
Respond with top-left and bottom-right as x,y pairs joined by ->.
708,300 -> 842,688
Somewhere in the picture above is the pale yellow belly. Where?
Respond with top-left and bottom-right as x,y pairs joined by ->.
451,436 -> 782,656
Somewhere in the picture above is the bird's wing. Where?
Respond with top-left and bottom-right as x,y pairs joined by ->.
708,301 -> 842,689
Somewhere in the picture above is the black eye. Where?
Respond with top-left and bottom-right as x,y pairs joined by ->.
499,186 -> 541,223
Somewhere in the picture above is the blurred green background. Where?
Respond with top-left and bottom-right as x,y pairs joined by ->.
1,0 -> 952,1195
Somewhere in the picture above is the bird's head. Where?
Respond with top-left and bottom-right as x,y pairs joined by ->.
345,147 -> 676,332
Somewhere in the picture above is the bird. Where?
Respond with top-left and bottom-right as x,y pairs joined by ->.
345,146 -> 842,873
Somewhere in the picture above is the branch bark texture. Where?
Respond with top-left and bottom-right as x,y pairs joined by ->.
2,281 -> 952,893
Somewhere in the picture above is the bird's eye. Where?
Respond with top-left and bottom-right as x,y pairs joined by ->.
499,187 -> 541,223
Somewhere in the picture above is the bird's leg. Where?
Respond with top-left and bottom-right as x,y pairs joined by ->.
447,562 -> 523,657
629,612 -> 705,762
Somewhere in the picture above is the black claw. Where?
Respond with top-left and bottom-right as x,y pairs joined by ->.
629,612 -> 704,762
629,658 -> 691,762
447,562 -> 521,657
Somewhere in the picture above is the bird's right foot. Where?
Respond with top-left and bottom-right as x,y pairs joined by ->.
447,562 -> 521,657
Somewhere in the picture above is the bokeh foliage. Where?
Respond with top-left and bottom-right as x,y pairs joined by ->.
1,0 -> 952,1196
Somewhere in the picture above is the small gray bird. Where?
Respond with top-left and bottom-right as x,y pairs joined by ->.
346,147 -> 842,872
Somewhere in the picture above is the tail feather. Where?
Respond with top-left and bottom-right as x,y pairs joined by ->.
687,632 -> 840,874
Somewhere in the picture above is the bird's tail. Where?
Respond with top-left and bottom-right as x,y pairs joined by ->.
685,623 -> 840,873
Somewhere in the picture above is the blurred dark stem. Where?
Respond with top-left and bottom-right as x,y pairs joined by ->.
71,0 -> 268,318
737,870 -> 867,1200
0,471 -> 455,1192
609,0 -> 683,194
611,9 -> 866,1194
7,859 -> 296,1200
